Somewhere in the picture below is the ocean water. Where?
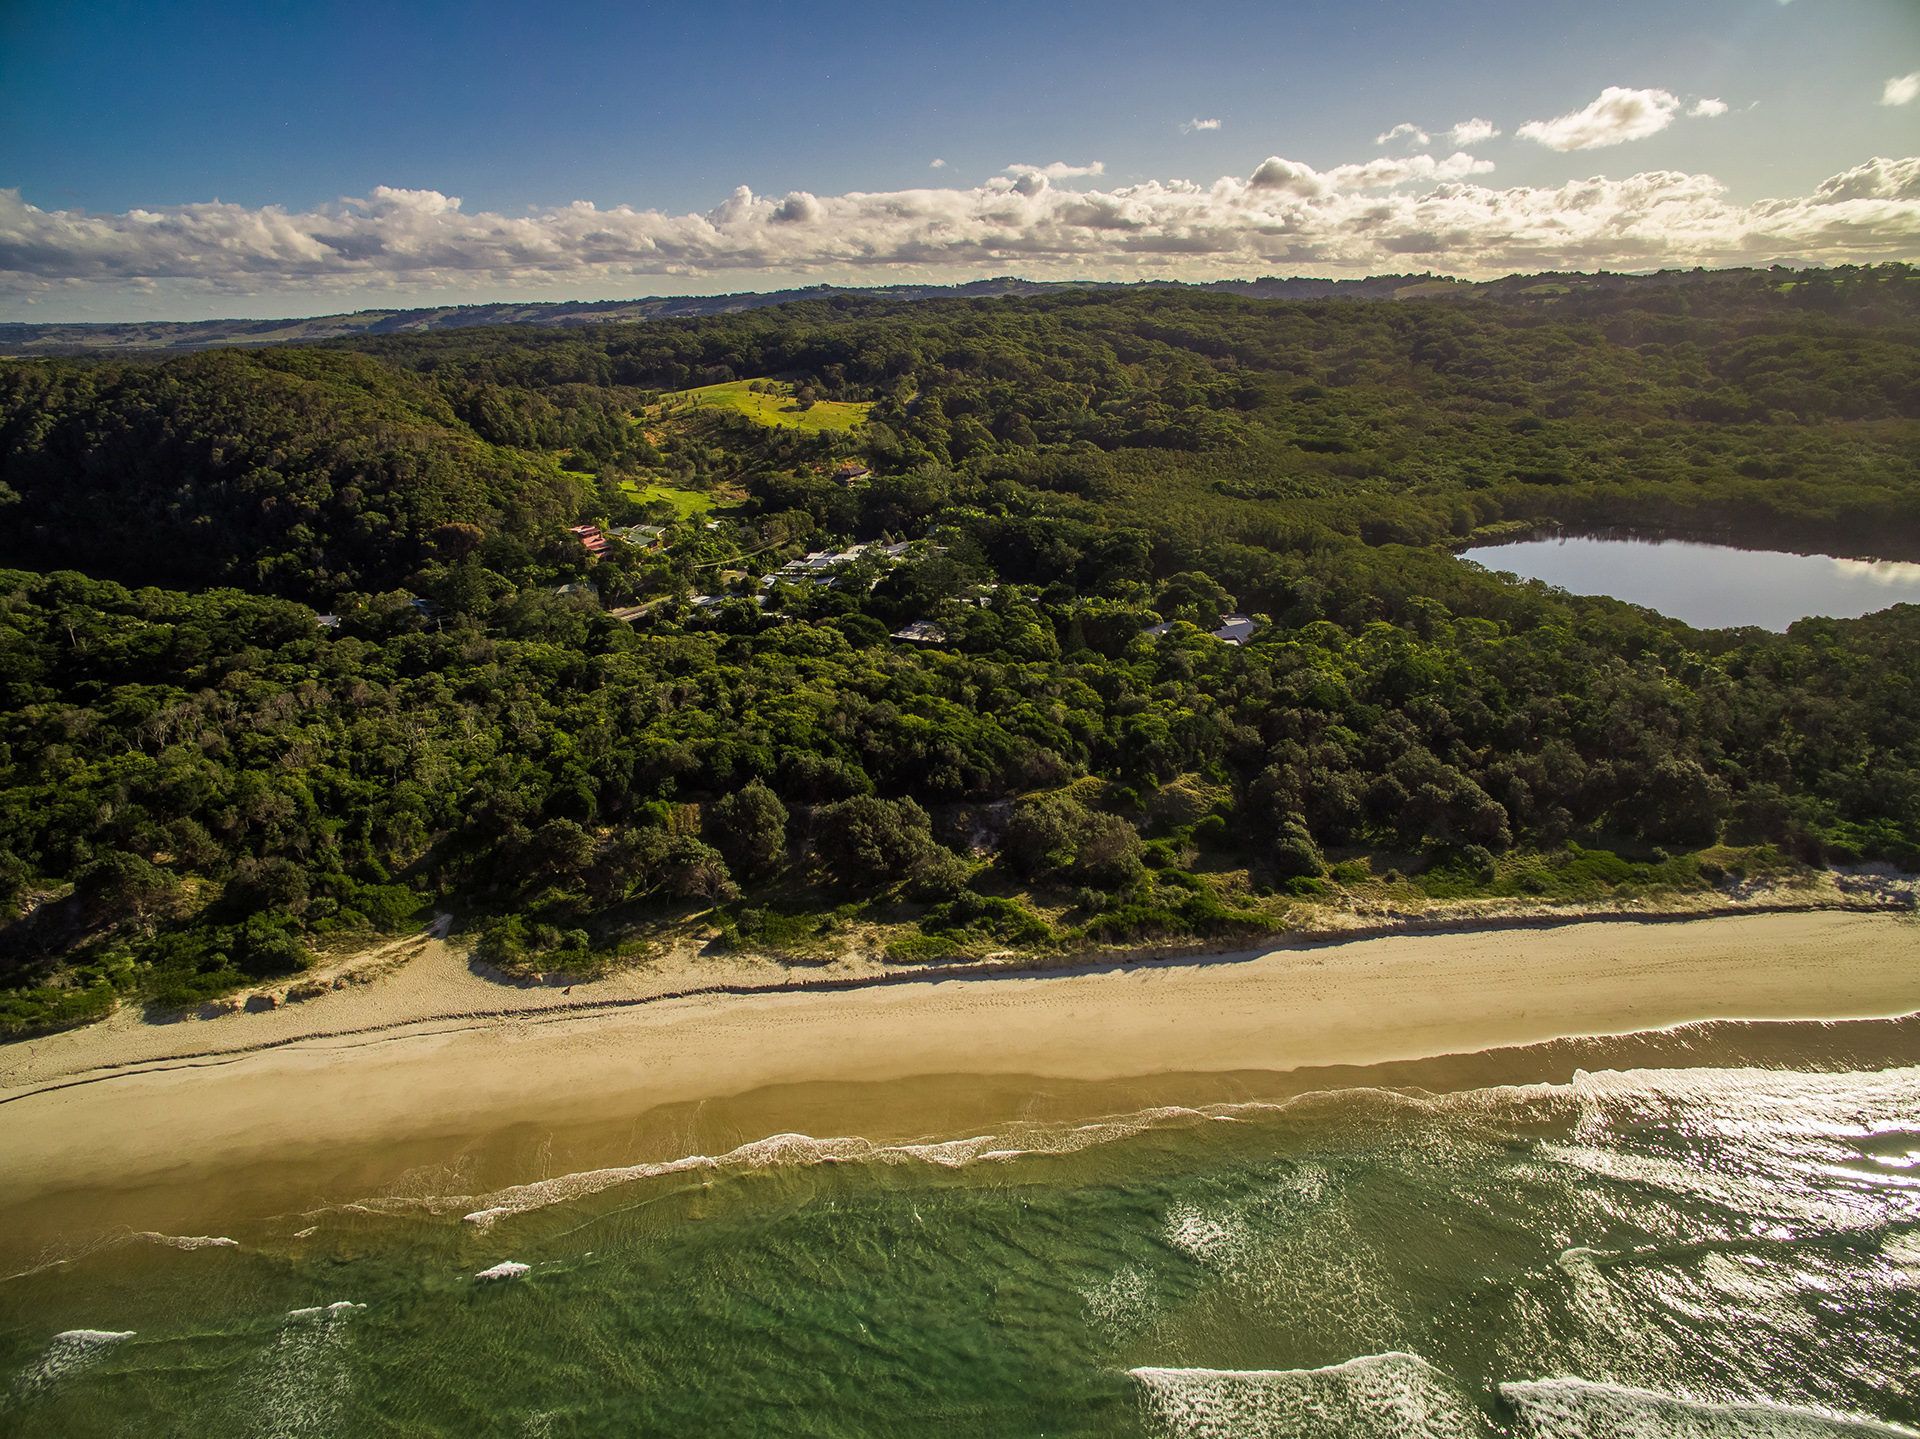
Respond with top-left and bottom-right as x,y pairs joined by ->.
3,1038 -> 1918,1436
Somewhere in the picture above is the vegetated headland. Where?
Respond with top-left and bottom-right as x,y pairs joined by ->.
1,263 -> 1918,1037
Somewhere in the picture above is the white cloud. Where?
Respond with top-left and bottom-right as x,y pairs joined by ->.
1444,118 -> 1501,147
929,158 -> 947,169
1376,122 -> 1431,147
1180,117 -> 1222,133
1688,97 -> 1729,118
1518,86 -> 1682,150
3,155 -> 1917,310
1805,154 -> 1920,202
1884,72 -> 1920,107
1006,161 -> 1105,180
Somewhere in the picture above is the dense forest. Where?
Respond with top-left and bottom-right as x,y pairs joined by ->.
1,264 -> 1917,1032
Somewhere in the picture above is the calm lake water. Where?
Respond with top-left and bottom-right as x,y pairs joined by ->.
1461,536 -> 1920,631
4,1021 -> 1919,1437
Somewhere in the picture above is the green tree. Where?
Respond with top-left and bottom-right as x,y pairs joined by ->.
813,796 -> 936,887
707,780 -> 790,879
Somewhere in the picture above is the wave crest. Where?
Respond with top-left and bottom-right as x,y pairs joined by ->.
1131,1353 -> 1492,1438
1502,1378 -> 1919,1437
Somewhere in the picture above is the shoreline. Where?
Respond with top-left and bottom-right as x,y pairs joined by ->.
6,890 -> 1911,1097
1,910 -> 1917,1238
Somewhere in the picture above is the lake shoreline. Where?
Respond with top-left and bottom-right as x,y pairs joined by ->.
1457,529 -> 1920,629
1456,519 -> 1920,569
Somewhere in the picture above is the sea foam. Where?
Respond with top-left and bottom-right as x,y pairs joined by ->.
247,1295 -> 362,1437
1132,1353 -> 1492,1439
135,1231 -> 239,1251
457,1106 -> 1238,1229
1502,1378 -> 1918,1437
11,1329 -> 135,1399
286,1301 -> 366,1320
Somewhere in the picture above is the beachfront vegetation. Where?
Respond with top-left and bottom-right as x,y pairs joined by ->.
1,265 -> 1917,1031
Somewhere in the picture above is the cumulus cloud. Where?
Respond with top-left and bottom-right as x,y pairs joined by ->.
929,158 -> 947,169
1006,160 -> 1105,180
1376,122 -> 1431,147
1688,97 -> 1729,118
1444,118 -> 1501,147
3,155 -> 1917,308
1180,117 -> 1222,133
1885,72 -> 1920,107
1518,86 -> 1683,150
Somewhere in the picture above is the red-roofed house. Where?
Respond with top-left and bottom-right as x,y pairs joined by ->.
568,524 -> 611,558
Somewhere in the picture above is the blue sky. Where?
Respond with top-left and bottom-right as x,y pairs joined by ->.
1,0 -> 1916,319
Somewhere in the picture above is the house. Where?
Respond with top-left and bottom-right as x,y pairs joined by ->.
890,620 -> 948,645
834,462 -> 872,483
964,583 -> 1001,608
407,596 -> 440,618
568,524 -> 611,557
314,612 -> 342,630
757,539 -> 920,591
1144,612 -> 1262,645
610,523 -> 667,549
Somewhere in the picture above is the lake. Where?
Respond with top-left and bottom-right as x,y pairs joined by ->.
1460,535 -> 1920,630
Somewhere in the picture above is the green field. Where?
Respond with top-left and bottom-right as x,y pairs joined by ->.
616,478 -> 718,518
660,378 -> 872,432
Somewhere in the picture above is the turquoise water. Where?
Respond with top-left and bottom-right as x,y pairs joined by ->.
4,1050 -> 1918,1436
1460,536 -> 1920,630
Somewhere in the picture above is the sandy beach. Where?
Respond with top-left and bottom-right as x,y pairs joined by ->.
2,908 -> 1917,1229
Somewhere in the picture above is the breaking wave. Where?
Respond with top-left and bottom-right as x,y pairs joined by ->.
457,1105 -> 1252,1229
1502,1378 -> 1920,1437
1132,1353 -> 1491,1439
8,1329 -> 135,1401
246,1294 -> 364,1438
135,1232 -> 239,1251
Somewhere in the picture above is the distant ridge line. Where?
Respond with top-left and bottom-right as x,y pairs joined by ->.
0,264 -> 1869,355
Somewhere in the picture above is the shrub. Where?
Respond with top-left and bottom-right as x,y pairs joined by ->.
338,880 -> 426,931
1271,819 -> 1326,880
885,932 -> 968,963
814,795 -> 936,887
1000,794 -> 1144,888
922,892 -> 1052,946
707,780 -> 790,878
905,845 -> 972,901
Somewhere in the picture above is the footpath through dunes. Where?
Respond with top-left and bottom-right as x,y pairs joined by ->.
1,910 -> 1918,1231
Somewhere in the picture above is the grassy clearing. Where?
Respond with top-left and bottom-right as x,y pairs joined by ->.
657,379 -> 872,433
616,478 -> 718,518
